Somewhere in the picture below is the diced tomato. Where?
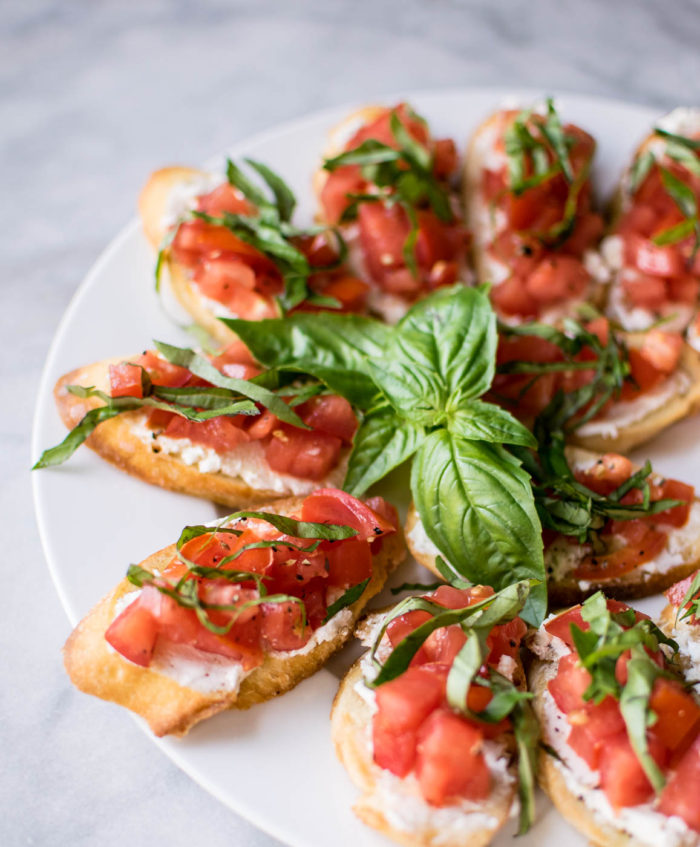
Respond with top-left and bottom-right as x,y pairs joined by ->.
319,166 -> 364,224
305,274 -> 368,314
576,453 -> 635,496
433,138 -> 457,178
624,232 -> 685,278
109,363 -> 145,398
544,599 -> 638,648
246,409 -> 279,440
487,617 -> 527,667
665,571 -> 698,609
171,220 -> 264,266
375,666 -> 446,734
649,679 -> 700,760
621,271 -> 667,310
297,395 -> 357,444
490,276 -> 539,318
301,489 -> 396,539
599,735 -> 657,808
163,415 -> 250,453
638,330 -> 683,374
134,351 -> 191,387
507,179 -> 567,233
179,530 -> 241,569
358,202 -> 412,281
265,426 -> 342,481
617,204 -> 658,239
431,584 -> 493,610
573,524 -> 668,581
373,715 -> 418,778
196,183 -> 253,217
656,478 -> 694,527
562,211 -> 604,255
659,734 -> 700,831
567,697 -> 627,770
548,653 -> 591,714
209,341 -> 262,381
669,274 -> 700,304
422,626 -> 467,666
105,597 -> 159,667
415,709 -> 490,806
324,537 -> 372,589
259,601 -> 310,651
193,256 -> 280,319
524,256 -> 589,304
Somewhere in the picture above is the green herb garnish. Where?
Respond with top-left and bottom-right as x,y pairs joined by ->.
229,285 -> 546,625
568,592 -> 679,793
323,108 -> 453,278
367,580 -> 538,832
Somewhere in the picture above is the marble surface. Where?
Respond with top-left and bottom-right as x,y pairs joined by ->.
5,0 -> 700,844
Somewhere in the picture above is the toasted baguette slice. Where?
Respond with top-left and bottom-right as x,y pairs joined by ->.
603,108 -> 700,334
463,107 -> 606,323
64,496 -> 406,737
529,616 -> 700,847
53,358 -> 348,508
567,337 -> 700,455
140,166 -> 242,346
331,635 -> 516,847
405,447 -> 700,606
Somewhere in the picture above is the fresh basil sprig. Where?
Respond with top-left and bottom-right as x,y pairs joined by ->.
323,108 -> 453,277
514,433 -> 682,542
503,98 -> 590,246
228,285 -> 546,624
652,167 -> 700,262
568,592 -> 679,793
497,317 -> 631,435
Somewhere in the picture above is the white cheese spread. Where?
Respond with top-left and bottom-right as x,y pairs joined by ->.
130,414 -> 347,496
162,171 -> 222,228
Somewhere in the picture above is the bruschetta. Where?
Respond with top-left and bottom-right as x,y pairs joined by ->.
63,489 -> 405,737
603,107 -> 700,334
35,340 -> 357,506
659,570 -> 700,690
331,580 -> 536,847
492,317 -> 700,455
529,593 -> 700,845
406,447 -> 700,605
464,99 -> 607,324
140,162 -> 369,346
314,102 -> 470,323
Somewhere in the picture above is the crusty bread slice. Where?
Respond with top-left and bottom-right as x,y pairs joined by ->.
331,658 -> 515,847
53,358 -> 347,508
64,495 -> 406,737
569,339 -> 700,456
530,660 -> 653,847
405,447 -> 700,606
139,166 -> 240,347
463,108 -> 606,315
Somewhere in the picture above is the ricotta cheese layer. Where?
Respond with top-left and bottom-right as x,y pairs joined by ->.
130,414 -> 347,497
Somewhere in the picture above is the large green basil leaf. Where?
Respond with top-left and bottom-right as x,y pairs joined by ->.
448,401 -> 536,448
392,285 -> 497,407
411,429 -> 546,625
222,313 -> 390,408
344,406 -> 425,496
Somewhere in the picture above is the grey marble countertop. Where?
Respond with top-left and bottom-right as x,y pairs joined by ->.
5,1 -> 700,844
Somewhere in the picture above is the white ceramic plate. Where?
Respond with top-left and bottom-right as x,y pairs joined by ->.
32,88 -> 700,847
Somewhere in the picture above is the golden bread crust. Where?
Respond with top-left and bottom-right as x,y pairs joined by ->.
64,497 -> 406,737
331,660 -> 514,847
53,359 -> 346,509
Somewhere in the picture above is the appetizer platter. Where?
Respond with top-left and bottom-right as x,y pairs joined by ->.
32,89 -> 700,847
